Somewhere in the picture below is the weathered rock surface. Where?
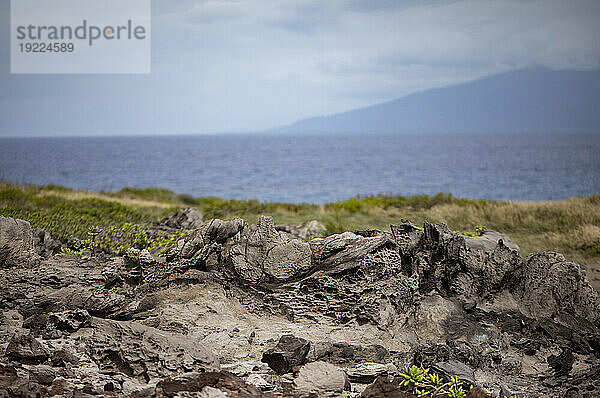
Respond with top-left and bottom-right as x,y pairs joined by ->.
0,216 -> 37,267
0,214 -> 599,397
261,334 -> 310,374
276,220 -> 327,241
85,317 -> 220,381
160,206 -> 204,230
293,361 -> 349,397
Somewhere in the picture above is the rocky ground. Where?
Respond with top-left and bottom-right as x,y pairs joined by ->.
0,210 -> 599,397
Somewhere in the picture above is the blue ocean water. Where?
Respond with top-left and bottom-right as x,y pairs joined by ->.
0,133 -> 599,203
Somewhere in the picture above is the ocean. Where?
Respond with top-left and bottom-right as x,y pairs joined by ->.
1,132 -> 599,203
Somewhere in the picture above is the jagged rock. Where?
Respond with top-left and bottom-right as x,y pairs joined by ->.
306,342 -> 388,365
161,207 -> 204,230
85,317 -> 219,381
32,228 -> 61,258
548,347 -> 575,376
309,231 -> 396,274
0,216 -> 38,267
50,348 -> 78,367
44,309 -> 91,338
513,252 -> 600,326
262,335 -> 310,375
229,216 -> 312,284
28,365 -> 56,385
464,230 -> 520,254
346,362 -> 391,383
156,371 -> 262,397
390,222 -> 422,258
3,333 -> 49,364
293,361 -> 349,397
276,220 -> 327,241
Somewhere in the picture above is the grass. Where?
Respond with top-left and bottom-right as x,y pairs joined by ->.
1,181 -> 599,265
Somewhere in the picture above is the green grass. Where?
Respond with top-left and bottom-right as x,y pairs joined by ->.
1,181 -> 599,266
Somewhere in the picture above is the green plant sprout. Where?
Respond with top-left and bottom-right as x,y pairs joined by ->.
398,365 -> 473,397
60,224 -> 188,258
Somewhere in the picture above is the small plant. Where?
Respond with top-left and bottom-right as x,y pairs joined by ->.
398,365 -> 473,397
399,365 -> 426,392
448,377 -> 466,398
60,224 -> 188,258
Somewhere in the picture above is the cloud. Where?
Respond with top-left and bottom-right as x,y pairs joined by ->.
1,0 -> 599,136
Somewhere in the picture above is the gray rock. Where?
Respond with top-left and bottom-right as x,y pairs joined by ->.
85,317 -> 219,381
28,365 -> 56,385
513,252 -> 600,326
276,220 -> 327,241
45,309 -> 91,337
161,207 -> 204,230
293,361 -> 349,397
0,216 -> 38,267
464,230 -> 520,254
432,359 -> 476,386
345,362 -> 390,384
262,334 -> 310,374
156,371 -> 262,398
32,228 -> 61,258
3,333 -> 49,364
230,216 -> 312,284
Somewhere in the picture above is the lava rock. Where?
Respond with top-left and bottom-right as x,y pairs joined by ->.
432,359 -> 476,385
262,334 -> 310,374
156,371 -> 262,397
293,361 -> 350,398
0,216 -> 38,267
3,333 -> 49,364
276,220 -> 327,241
548,347 -> 575,376
161,207 -> 204,230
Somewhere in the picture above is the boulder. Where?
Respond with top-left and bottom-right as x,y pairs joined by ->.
3,333 -> 49,364
229,216 -> 312,284
261,334 -> 310,374
0,216 -> 37,267
464,230 -> 520,254
346,362 -> 391,384
431,359 -> 476,386
276,220 -> 327,241
512,252 -> 600,326
293,361 -> 349,397
161,207 -> 204,230
156,371 -> 262,397
361,376 -> 411,398
85,317 -> 219,381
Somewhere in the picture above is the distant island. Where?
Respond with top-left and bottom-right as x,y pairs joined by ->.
270,66 -> 600,135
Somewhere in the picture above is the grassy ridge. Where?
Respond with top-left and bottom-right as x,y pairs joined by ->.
1,182 -> 599,263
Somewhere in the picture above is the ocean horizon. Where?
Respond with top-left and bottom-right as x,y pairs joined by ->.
1,131 -> 599,203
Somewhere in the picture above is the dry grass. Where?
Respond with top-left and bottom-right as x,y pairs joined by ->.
1,182 -> 599,266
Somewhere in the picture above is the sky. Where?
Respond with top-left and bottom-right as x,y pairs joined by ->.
1,0 -> 600,137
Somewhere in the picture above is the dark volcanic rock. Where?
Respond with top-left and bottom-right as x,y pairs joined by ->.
548,347 -> 575,376
4,333 -> 49,364
262,334 -> 310,374
361,376 -> 412,398
1,214 -> 599,397
156,370 -> 262,397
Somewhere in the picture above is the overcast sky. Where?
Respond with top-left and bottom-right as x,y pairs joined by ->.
1,0 -> 600,136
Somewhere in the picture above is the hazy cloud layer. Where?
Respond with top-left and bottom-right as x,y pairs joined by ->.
1,0 -> 599,136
